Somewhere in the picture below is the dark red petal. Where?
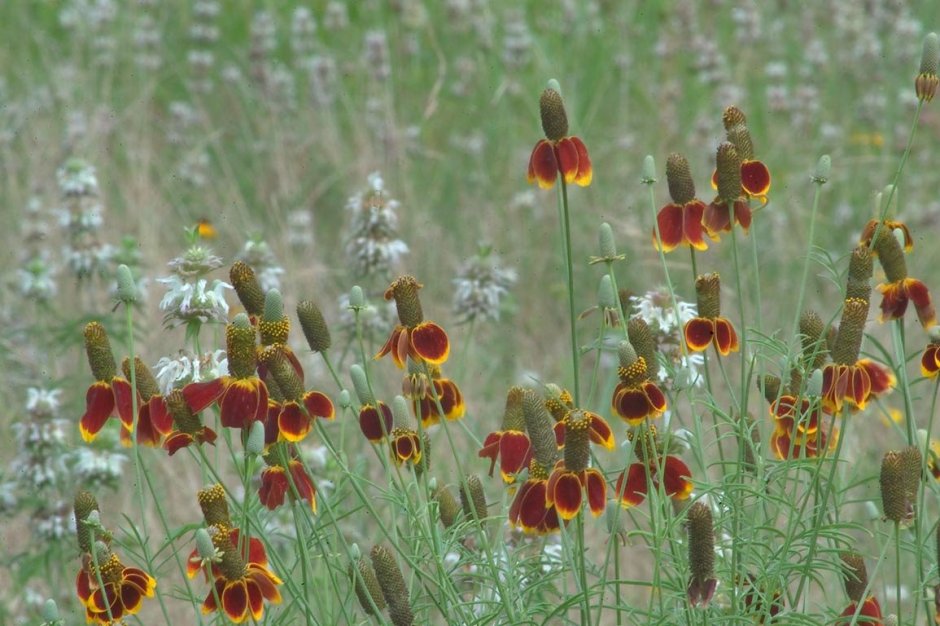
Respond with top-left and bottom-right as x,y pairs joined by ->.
374,326 -> 402,364
555,137 -> 580,184
220,379 -> 264,429
641,382 -> 667,414
660,456 -> 693,500
246,580 -> 264,620
584,468 -> 607,516
249,564 -> 282,600
499,430 -> 532,480
683,200 -> 709,251
182,378 -> 226,413
518,480 -> 550,530
411,322 -> 450,365
119,582 -> 143,614
303,391 -> 334,420
76,569 -> 92,603
258,466 -> 289,510
529,139 -> 559,189
684,318 -> 715,352
846,364 -> 873,410
922,344 -> 940,377
857,359 -> 896,397
147,396 -> 173,434
359,403 -> 393,442
821,364 -> 848,414
278,402 -> 310,442
733,200 -> 752,232
553,421 -> 565,448
135,405 -> 163,447
741,160 -> 771,197
588,413 -> 616,450
479,432 -> 501,476
80,381 -> 115,442
906,278 -> 936,328
111,377 -> 136,429
164,432 -> 194,456
769,429 -> 791,460
570,136 -> 592,186
878,282 -> 909,322
221,579 -> 249,622
656,203 -> 685,252
202,579 -> 225,612
713,317 -> 739,355
289,461 -> 317,513
613,386 -> 656,425
550,471 -> 584,520
703,200 -> 731,236
615,463 -> 648,507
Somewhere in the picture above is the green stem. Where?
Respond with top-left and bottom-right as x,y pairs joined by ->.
790,180 -> 823,340
895,521 -> 902,622
558,176 -> 581,406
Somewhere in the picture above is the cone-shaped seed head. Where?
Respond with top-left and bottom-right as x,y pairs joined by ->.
687,501 -> 715,582
840,552 -> 869,603
259,315 -> 290,347
350,557 -> 386,614
666,153 -> 696,205
726,124 -> 755,161
460,474 -> 487,522
122,356 -> 160,401
261,346 -> 303,402
522,389 -> 559,468
722,105 -> 747,130
84,322 -> 117,381
501,386 -> 526,431
166,389 -> 201,433
197,484 -> 231,527
297,300 -> 331,352
350,364 -> 374,406
627,317 -> 658,379
370,544 -> 414,626
833,298 -> 869,365
695,274 -> 722,319
263,289 -> 283,322
226,321 -> 258,379
900,445 -> 923,504
74,490 -> 100,553
715,142 -> 742,204
881,451 -> 908,523
922,33 -> 940,74
211,523 -> 247,581
385,275 -> 424,328
433,483 -> 460,528
563,411 -> 591,472
760,375 -> 781,404
874,229 -> 909,284
800,310 -> 829,371
230,261 -> 265,317
539,87 -> 569,141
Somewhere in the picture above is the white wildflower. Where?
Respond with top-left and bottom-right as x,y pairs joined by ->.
154,350 -> 228,395
452,249 -> 517,323
158,276 -> 231,327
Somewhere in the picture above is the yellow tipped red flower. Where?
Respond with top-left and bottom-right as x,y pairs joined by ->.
403,363 -> 465,427
120,357 -> 173,447
200,525 -> 282,623
526,84 -> 591,189
79,322 -> 136,442
375,276 -> 450,368
684,273 -> 738,356
921,339 -> 940,377
654,153 -> 710,252
877,277 -> 935,328
76,554 -> 156,625
837,596 -> 882,625
769,395 -> 833,460
611,342 -> 666,425
860,219 -> 913,253
258,459 -> 317,514
821,360 -> 896,414
704,142 -> 752,236
544,410 -> 608,520
616,427 -> 693,508
479,429 -> 531,484
508,460 -> 561,534
163,389 -> 218,456
389,427 -> 422,466
711,106 -> 771,203
359,402 -> 394,442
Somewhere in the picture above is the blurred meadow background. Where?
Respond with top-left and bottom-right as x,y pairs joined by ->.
4,0 -> 940,624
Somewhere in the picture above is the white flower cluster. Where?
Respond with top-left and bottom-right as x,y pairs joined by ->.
630,288 -> 704,388
153,350 -> 229,395
158,275 -> 232,327
452,250 -> 517,323
344,172 -> 409,280
70,447 -> 127,490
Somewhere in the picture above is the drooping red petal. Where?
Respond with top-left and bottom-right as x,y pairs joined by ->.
733,200 -> 752,232
395,325 -> 411,368
111,377 -> 136,430
569,136 -> 592,186
769,428 -> 791,460
821,364 -> 849,414
277,402 -> 310,443
878,282 -> 909,322
479,432 -> 501,476
921,344 -> 940,377
119,582 -> 144,614
703,200 -> 731,236
688,576 -> 718,608
660,456 -> 693,500
740,160 -> 770,198
655,203 -> 685,252
905,278 -> 936,328
517,480 -> 550,531
258,466 -> 289,510
684,318 -> 715,352
857,359 -> 896,397
221,579 -> 250,623
553,420 -> 565,448
246,580 -> 264,620
528,139 -> 559,189
615,463 -> 648,507
437,379 -> 465,420
838,596 -> 882,624
76,569 -> 93,603
182,377 -> 226,413
288,461 -> 317,513
202,579 -> 225,613
410,321 -> 450,365
498,430 -> 532,481
80,381 -> 115,442
584,468 -> 607,516
549,471 -> 584,520
555,137 -> 580,184
683,200 -> 709,251
359,403 -> 393,442
613,385 -> 657,425
587,413 -> 616,449
641,382 -> 667,414
135,404 -> 163,447
845,364 -> 873,410
375,326 -> 404,366
147,396 -> 173,434
164,432 -> 194,456
713,317 -> 739,355
248,564 -> 283,600
221,379 -> 268,429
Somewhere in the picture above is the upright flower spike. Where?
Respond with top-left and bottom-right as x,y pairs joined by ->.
686,501 -> 717,608
545,410 -> 608,520
459,474 -> 488,522
76,552 -> 156,625
258,458 -> 317,514
478,386 -> 532,483
916,32 -> 940,102
611,340 -> 667,425
684,273 -> 739,356
881,450 -> 914,525
183,314 -> 269,429
654,153 -> 709,252
163,389 -> 217,455
120,357 -> 172,446
259,345 -> 334,443
350,556 -> 386,615
616,426 -> 693,508
704,142 -> 752,236
526,81 -> 592,189
719,106 -> 771,202
509,390 -> 562,534
872,228 -> 935,328
79,322 -> 136,442
370,544 -> 415,626
375,275 -> 450,367
200,524 -> 283,623
402,361 -> 465,427
229,261 -> 265,320
297,299 -> 331,353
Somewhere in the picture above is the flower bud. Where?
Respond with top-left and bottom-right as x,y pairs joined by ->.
338,389 -> 352,409
812,155 -> 831,184
246,420 -> 266,456
230,261 -> 265,317
115,264 -> 137,304
539,86 -> 569,141
349,285 -> 365,309
297,299 -> 332,352
41,598 -> 60,622
391,395 -> 412,426
350,364 -> 375,406
800,310 -> 829,371
916,32 -> 940,102
598,275 -> 617,311
195,527 -> 216,560
666,153 -> 695,204
641,154 -> 656,184
722,105 -> 747,130
598,222 -> 618,259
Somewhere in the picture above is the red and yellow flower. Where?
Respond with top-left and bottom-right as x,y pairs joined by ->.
163,389 -> 218,456
821,360 -> 895,415
922,339 -> 940,378
258,459 -> 317,513
376,276 -> 450,368
119,357 -> 174,447
200,524 -> 283,624
389,427 -> 423,466
403,364 -> 465,427
685,273 -> 739,356
616,427 -> 693,508
508,460 -> 561,534
479,430 -> 531,484
877,277 -> 935,328
79,322 -> 136,442
526,84 -> 591,189
611,352 -> 667,425
655,153 -> 710,252
544,410 -> 608,520
769,395 -> 833,460
359,401 -> 394,442
273,390 -> 334,443
76,553 -> 156,625
860,219 -> 913,253
704,142 -> 752,237
711,106 -> 771,203
837,596 -> 882,625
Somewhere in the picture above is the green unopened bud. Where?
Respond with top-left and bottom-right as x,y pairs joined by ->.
917,33 -> 940,102
522,389 -> 559,468
41,598 -> 59,622
115,264 -> 137,304
392,395 -> 412,426
338,389 -> 352,409
263,289 -> 283,321
539,85 -> 568,141
460,474 -> 487,522
349,286 -> 365,309
641,155 -> 656,184
598,222 -> 618,259
598,275 -> 617,310
195,527 -> 216,560
371,544 -> 414,626
840,552 -> 869,603
246,420 -> 265,455
297,299 -> 331,352
812,155 -> 831,184
350,364 -> 374,406
665,152 -> 695,204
